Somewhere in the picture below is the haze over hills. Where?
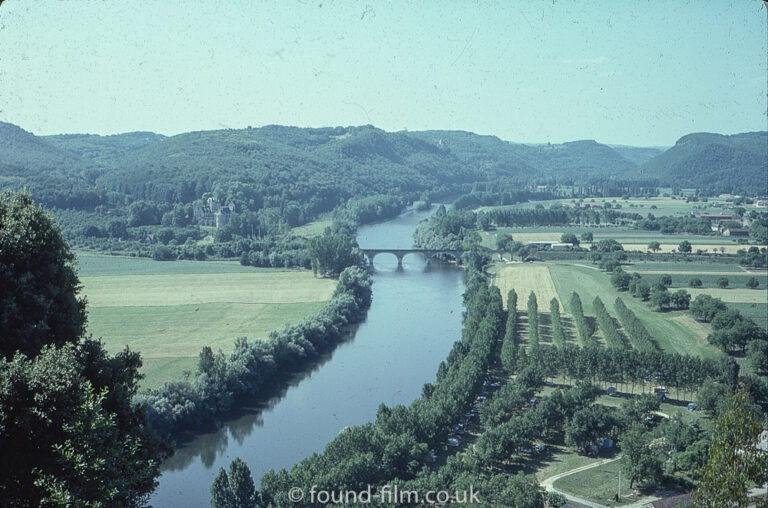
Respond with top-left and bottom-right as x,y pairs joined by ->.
0,121 -> 765,207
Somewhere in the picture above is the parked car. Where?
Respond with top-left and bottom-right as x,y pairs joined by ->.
447,438 -> 460,447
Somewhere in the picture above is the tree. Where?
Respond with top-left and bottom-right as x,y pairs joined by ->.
746,339 -> 768,375
496,232 -> 515,254
633,279 -> 651,300
560,232 -> 580,246
597,239 -> 623,252
210,458 -> 256,507
0,190 -> 87,359
745,277 -> 760,289
211,468 -> 235,508
670,289 -> 691,310
228,458 -> 256,507
715,277 -> 729,289
620,423 -> 663,489
0,342 -> 165,505
308,231 -> 364,277
581,231 -> 593,242
0,191 -> 165,505
107,219 -> 128,239
694,389 -> 768,507
611,269 -> 631,291
649,289 -> 670,311
647,241 -> 661,253
689,278 -> 703,288
678,240 -> 692,253
695,378 -> 728,414
127,200 -> 160,226
546,491 -> 567,507
658,274 -> 672,288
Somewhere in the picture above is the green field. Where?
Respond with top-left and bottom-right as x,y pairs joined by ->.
626,261 -> 749,273
546,262 -> 722,359
291,219 -> 333,238
479,196 -> 758,218
553,458 -> 644,506
728,302 -> 768,330
488,260 -> 724,359
77,252 -> 336,389
480,227 -> 762,253
77,252 -> 262,276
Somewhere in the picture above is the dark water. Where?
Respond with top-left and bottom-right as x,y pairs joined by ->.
150,206 -> 465,507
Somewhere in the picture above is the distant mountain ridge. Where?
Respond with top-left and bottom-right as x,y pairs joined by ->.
0,121 -> 765,201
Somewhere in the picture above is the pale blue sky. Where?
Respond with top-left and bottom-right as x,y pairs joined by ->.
0,0 -> 765,145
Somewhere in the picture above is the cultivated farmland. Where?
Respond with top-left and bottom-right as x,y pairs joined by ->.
490,263 -> 560,311
78,253 -> 336,389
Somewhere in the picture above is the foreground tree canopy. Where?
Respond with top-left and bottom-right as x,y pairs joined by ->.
0,190 -> 166,506
0,190 -> 87,359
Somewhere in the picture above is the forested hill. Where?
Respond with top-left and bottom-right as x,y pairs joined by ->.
92,125 -> 475,205
1,122 -> 766,218
0,121 -> 81,173
403,131 -> 644,181
44,131 -> 166,163
637,131 -> 768,194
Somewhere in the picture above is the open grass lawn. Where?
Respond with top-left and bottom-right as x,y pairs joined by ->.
490,263 -> 560,311
76,251 -> 260,276
533,445 -> 598,481
291,219 -> 333,238
82,272 -> 335,307
479,228 -> 761,254
666,273 -> 768,289
686,287 -> 768,304
625,261 -> 749,273
553,458 -> 645,507
618,243 -> 759,254
78,254 -> 336,389
478,196 -> 743,216
547,263 -> 722,359
728,302 -> 768,330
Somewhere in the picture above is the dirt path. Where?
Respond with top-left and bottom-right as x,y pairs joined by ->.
539,457 -> 619,508
540,455 -> 668,508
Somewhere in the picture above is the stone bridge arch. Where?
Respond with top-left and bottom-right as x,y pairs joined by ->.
362,249 -> 463,270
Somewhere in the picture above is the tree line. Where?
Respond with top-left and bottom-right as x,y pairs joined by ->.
592,296 -> 628,350
613,297 -> 660,352
527,292 -> 540,348
569,292 -> 595,346
550,298 -> 566,348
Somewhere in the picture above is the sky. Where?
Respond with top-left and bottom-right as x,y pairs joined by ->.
0,0 -> 765,146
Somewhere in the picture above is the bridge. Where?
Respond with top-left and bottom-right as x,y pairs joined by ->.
361,248 -> 463,269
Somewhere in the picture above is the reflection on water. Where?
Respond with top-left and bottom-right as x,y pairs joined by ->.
151,206 -> 465,507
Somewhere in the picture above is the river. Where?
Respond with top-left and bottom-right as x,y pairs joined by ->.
150,205 -> 465,507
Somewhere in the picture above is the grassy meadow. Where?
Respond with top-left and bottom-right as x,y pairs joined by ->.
77,252 -> 336,389
490,261 -> 724,359
478,195 -> 759,217
291,219 -> 333,238
553,458 -> 643,507
480,227 -> 763,253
